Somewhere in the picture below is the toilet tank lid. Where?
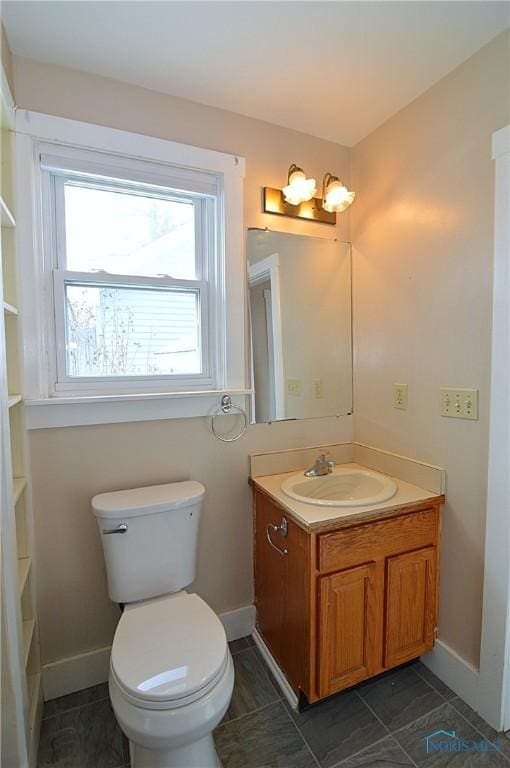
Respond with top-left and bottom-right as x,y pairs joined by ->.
91,481 -> 205,519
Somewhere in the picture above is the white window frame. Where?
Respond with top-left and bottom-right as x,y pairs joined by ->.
15,110 -> 248,428
45,158 -> 216,395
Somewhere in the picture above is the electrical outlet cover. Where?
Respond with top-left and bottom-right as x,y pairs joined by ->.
313,378 -> 323,399
393,383 -> 408,410
287,379 -> 301,397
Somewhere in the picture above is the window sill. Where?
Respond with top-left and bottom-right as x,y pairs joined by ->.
25,389 -> 252,429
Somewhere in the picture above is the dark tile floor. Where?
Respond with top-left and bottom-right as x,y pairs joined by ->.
38,637 -> 510,768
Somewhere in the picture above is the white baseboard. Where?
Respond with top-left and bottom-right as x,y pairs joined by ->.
44,609 -> 477,713
42,603 -> 255,701
421,639 -> 479,711
42,646 -> 112,701
219,604 -> 255,642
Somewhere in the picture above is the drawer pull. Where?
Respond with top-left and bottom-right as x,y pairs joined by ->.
266,517 -> 288,556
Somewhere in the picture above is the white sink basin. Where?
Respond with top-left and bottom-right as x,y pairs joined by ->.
281,466 -> 398,507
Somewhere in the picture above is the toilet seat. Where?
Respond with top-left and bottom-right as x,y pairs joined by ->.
111,592 -> 228,711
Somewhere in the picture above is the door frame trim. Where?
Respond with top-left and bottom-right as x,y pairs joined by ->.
478,124 -> 510,730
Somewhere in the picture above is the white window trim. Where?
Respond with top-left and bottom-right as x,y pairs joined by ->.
15,110 -> 249,428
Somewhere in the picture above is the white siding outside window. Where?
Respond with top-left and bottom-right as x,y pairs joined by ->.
64,284 -> 201,378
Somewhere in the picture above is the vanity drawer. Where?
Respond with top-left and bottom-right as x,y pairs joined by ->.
317,507 -> 439,573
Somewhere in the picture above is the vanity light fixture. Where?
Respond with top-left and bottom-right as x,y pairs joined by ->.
321,173 -> 356,213
282,164 -> 317,205
263,165 -> 355,225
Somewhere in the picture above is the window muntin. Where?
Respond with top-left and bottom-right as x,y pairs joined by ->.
48,164 -> 217,394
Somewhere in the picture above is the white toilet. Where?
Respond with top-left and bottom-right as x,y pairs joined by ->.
91,481 -> 234,768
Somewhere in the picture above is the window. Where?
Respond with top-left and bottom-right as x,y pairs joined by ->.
42,148 -> 221,394
17,112 -> 245,426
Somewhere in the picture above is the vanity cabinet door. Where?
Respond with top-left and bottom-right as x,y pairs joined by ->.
384,546 -> 437,667
318,563 -> 377,698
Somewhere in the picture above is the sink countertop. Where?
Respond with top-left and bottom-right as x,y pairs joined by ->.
251,462 -> 445,532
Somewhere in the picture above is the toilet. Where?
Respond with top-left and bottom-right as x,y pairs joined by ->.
91,481 -> 234,768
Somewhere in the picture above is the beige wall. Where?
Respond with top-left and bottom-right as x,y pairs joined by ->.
11,57 -> 353,664
352,30 -> 510,666
1,24 -> 14,97
12,56 -> 351,243
11,30 -> 509,670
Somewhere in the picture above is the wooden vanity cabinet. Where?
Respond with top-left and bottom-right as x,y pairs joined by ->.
253,487 -> 442,704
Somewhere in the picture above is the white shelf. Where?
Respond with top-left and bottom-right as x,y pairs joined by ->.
0,195 -> 15,227
13,477 -> 27,504
2,76 -> 41,766
3,301 -> 18,315
17,557 -> 31,596
22,619 -> 35,666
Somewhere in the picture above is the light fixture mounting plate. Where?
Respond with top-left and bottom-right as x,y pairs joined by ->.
263,187 -> 336,225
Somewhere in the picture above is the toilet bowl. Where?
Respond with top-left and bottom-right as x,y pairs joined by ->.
109,593 -> 234,767
91,481 -> 234,767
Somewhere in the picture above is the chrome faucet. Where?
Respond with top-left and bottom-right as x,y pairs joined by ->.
304,452 -> 336,477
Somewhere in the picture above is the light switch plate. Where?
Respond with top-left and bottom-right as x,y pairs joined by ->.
287,379 -> 301,397
440,387 -> 479,420
393,383 -> 408,410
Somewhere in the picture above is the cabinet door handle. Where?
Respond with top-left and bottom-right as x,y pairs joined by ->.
266,517 -> 288,556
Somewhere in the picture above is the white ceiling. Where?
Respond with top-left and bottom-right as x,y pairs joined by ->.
3,1 -> 509,146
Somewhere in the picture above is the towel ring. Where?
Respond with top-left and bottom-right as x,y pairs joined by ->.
211,395 -> 247,442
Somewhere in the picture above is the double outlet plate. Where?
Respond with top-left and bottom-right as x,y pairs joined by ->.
393,384 -> 479,420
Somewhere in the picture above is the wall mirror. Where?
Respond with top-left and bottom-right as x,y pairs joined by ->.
247,228 -> 352,423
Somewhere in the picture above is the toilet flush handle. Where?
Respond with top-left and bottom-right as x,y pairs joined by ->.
102,523 -> 128,535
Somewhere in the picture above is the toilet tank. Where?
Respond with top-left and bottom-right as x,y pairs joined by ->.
91,481 -> 205,604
